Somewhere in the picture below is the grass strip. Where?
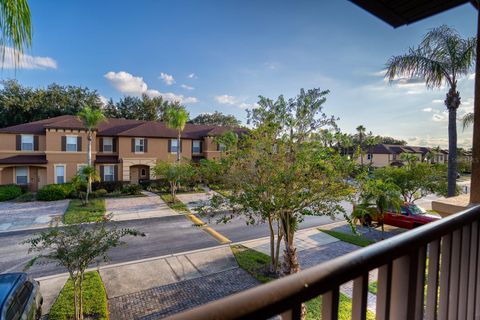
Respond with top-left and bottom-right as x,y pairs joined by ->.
160,194 -> 190,213
231,245 -> 375,319
319,229 -> 375,247
49,271 -> 108,320
63,199 -> 106,224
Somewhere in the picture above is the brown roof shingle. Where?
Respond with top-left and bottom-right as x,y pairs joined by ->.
0,155 -> 47,164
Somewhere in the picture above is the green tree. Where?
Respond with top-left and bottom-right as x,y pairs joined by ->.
386,25 -> 476,197
25,220 -> 143,320
0,80 -> 103,128
103,94 -> 173,121
164,105 -> 189,163
77,106 -> 106,201
0,0 -> 32,66
356,125 -> 366,165
365,134 -> 380,165
153,161 -> 195,202
373,162 -> 449,203
462,112 -> 474,130
189,111 -> 241,127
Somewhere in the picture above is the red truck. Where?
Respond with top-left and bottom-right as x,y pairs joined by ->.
380,203 -> 440,229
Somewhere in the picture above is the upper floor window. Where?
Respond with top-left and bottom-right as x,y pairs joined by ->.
15,167 -> 28,185
192,140 -> 202,153
135,138 -> 145,153
66,136 -> 78,152
21,135 -> 34,151
367,154 -> 373,160
103,138 -> 113,152
170,139 -> 179,153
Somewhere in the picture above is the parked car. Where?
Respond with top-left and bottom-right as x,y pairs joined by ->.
0,273 -> 42,320
380,203 -> 440,229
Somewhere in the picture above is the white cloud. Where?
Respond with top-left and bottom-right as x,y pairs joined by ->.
422,107 -> 433,112
371,69 -> 387,77
187,73 -> 197,79
239,102 -> 260,110
181,84 -> 194,90
159,72 -> 175,85
99,95 -> 109,106
468,73 -> 475,80
432,99 -> 443,104
264,62 -> 279,70
104,71 -> 198,104
0,47 -> 57,69
215,94 -> 237,105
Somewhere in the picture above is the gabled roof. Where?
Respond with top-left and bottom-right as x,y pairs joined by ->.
0,115 -> 247,139
370,144 -> 432,155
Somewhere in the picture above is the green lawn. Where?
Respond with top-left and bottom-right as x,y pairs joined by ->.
49,271 -> 108,320
160,194 -> 190,213
231,245 -> 375,319
63,199 -> 106,224
319,229 -> 375,247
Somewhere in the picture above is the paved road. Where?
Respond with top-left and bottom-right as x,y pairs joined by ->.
0,209 -> 347,278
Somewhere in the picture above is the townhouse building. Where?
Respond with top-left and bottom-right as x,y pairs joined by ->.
0,115 -> 245,191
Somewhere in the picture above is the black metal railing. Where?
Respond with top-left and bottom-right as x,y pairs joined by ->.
167,205 -> 480,320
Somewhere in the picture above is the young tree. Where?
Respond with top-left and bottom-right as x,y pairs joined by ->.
374,162 -> 449,203
189,111 -> 241,127
77,106 -> 106,201
386,25 -> 476,197
153,161 -> 195,202
25,220 -> 143,320
164,105 -> 189,163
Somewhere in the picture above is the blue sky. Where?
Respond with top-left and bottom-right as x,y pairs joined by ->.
3,1 -> 477,147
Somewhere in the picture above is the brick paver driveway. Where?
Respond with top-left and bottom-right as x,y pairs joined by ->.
0,200 -> 69,232
106,192 -> 178,221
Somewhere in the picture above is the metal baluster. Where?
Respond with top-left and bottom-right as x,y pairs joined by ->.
425,240 -> 440,320
439,233 -> 452,320
352,273 -> 368,320
376,263 -> 392,320
467,221 -> 478,320
459,225 -> 471,320
448,229 -> 462,320
322,287 -> 339,320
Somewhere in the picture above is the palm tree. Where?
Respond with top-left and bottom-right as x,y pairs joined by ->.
78,106 -> 106,201
386,25 -> 476,197
365,135 -> 380,165
356,125 -> 366,165
165,105 -> 189,163
0,0 -> 32,66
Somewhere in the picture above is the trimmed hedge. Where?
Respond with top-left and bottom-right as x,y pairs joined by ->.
92,180 -> 129,193
122,184 -> 142,195
36,184 -> 74,201
0,185 -> 23,202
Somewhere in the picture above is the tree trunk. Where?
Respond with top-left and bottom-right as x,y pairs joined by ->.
274,222 -> 283,273
267,216 -> 275,272
87,132 -> 92,201
73,277 -> 79,320
177,132 -> 181,163
446,87 -> 460,197
79,273 -> 84,320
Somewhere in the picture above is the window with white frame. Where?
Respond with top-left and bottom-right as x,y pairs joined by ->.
55,165 -> 65,184
170,139 -> 179,153
21,135 -> 33,151
103,138 -> 113,152
135,138 -> 145,153
192,140 -> 201,153
66,136 -> 78,152
104,165 -> 114,182
15,167 -> 28,185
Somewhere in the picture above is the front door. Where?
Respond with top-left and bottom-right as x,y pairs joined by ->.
30,167 -> 38,192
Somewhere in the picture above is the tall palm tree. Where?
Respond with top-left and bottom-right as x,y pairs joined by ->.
0,0 -> 32,66
386,25 -> 476,197
356,125 -> 366,165
78,106 -> 106,201
165,105 -> 189,163
462,112 -> 474,130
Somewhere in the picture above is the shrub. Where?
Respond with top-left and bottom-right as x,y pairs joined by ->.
37,184 -> 68,201
122,184 -> 142,195
94,188 -> 108,197
0,185 -> 23,201
92,181 -> 127,193
15,192 -> 35,202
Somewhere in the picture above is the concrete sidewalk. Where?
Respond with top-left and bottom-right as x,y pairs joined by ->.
106,191 -> 178,221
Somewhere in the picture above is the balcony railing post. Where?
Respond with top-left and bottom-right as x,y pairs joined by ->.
414,246 -> 427,320
426,240 -> 440,320
390,254 -> 416,319
459,225 -> 471,320
351,273 -> 368,320
448,229 -> 462,320
439,233 -> 452,320
376,263 -> 392,320
467,221 -> 478,320
321,287 -> 339,320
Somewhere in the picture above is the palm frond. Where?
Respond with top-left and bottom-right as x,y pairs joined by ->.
0,0 -> 32,66
386,48 -> 450,88
462,112 -> 474,130
455,37 -> 476,76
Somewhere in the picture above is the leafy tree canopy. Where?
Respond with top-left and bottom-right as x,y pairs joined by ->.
189,111 -> 241,127
0,80 -> 103,128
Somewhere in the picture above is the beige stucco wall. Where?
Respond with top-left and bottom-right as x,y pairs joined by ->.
0,133 -> 47,159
